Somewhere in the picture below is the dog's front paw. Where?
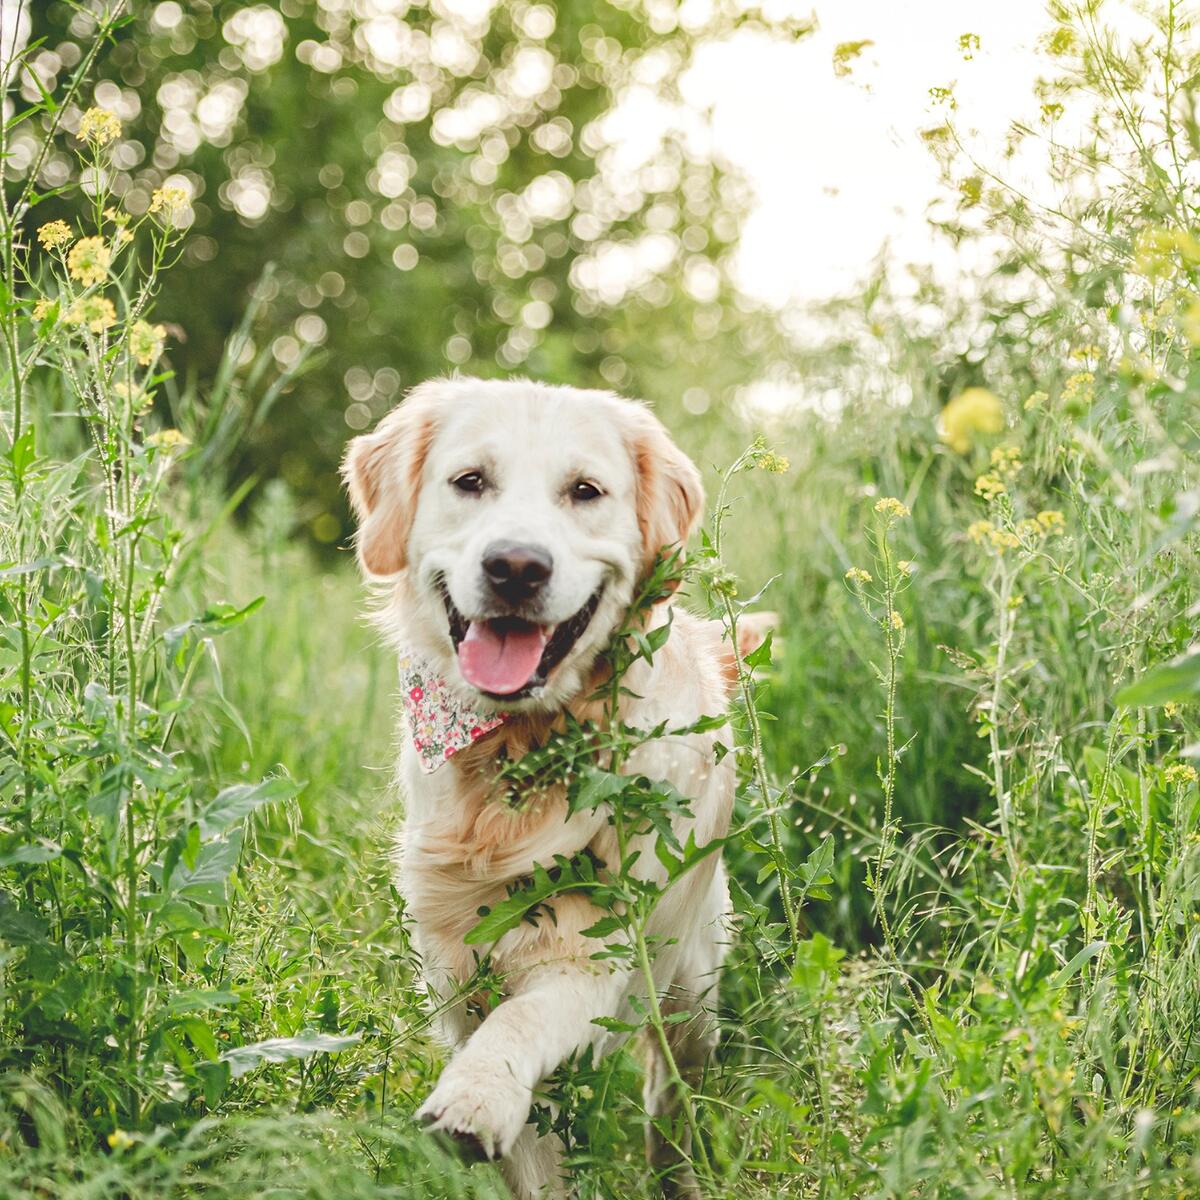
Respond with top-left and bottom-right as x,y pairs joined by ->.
417,1059 -> 532,1161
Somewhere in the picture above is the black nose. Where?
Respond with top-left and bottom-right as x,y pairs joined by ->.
482,541 -> 553,605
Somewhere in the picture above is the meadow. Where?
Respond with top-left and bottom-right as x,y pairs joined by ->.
2,1 -> 1200,1197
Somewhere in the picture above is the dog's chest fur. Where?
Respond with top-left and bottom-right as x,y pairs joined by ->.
393,610 -> 735,1036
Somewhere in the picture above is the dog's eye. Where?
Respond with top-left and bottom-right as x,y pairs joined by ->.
570,480 -> 602,503
452,471 -> 485,495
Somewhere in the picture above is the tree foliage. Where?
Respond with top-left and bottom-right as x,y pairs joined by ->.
16,0 -> 802,537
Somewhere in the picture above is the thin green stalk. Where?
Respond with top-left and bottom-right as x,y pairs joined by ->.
860,512 -> 935,1045
10,3 -> 128,220
987,564 -> 1023,890
874,530 -> 901,893
632,903 -> 712,1177
602,672 -> 713,1185
1083,717 -> 1122,949
0,0 -> 35,845
710,448 -> 800,958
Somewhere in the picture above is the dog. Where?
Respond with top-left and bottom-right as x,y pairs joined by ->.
343,377 -> 763,1199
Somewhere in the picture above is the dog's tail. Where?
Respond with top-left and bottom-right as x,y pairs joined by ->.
716,611 -> 779,695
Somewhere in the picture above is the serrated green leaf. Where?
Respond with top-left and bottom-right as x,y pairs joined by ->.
743,628 -> 774,670
465,854 -> 602,945
568,765 -> 630,812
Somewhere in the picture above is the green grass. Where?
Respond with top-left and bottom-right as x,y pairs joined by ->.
3,2 -> 1200,1197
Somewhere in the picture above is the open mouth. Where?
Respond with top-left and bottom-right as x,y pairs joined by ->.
440,581 -> 603,700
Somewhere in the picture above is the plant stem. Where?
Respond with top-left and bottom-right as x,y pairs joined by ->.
865,520 -> 933,1043
988,563 -> 1023,891
711,451 -> 800,959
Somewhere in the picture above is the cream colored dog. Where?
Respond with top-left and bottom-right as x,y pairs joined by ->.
343,377 -> 750,1199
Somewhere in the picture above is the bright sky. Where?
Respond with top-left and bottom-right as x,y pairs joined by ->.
682,0 -> 1053,307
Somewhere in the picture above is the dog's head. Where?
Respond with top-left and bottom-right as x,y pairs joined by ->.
342,377 -> 703,710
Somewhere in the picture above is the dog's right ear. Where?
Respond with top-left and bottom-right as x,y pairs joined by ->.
341,395 -> 438,577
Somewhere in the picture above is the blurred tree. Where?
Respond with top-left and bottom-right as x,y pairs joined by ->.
13,0 -> 804,540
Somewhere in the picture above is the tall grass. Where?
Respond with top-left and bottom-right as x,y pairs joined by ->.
2,2 -> 1200,1198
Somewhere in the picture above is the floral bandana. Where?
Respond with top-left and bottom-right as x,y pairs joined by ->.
398,649 -> 507,773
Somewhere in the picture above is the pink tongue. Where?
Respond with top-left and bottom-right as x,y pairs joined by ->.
458,621 -> 550,695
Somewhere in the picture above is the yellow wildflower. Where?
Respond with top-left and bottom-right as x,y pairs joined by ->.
32,298 -> 55,321
130,320 -> 167,366
1176,230 -> 1200,266
37,219 -> 72,251
1036,510 -> 1065,534
67,236 -> 111,286
1117,353 -> 1156,382
1024,390 -> 1047,411
832,40 -> 873,78
1134,227 -> 1177,279
1015,518 -> 1042,540
974,474 -> 1005,501
115,228 -> 132,248
1179,297 -> 1200,346
66,295 -> 117,333
1164,702 -> 1180,718
1045,26 -> 1075,55
114,381 -> 153,414
1061,372 -> 1095,409
103,206 -> 130,226
938,387 -> 1003,453
1007,593 -> 1025,610
755,450 -> 790,474
1141,297 -> 1177,338
989,444 -> 1023,479
874,497 -> 910,519
967,520 -> 994,544
896,560 -> 914,576
988,528 -> 1020,552
78,107 -> 121,146
146,428 -> 190,451
106,1129 -> 134,1151
959,176 -> 982,206
1164,764 -> 1198,787
150,186 -> 189,219
845,567 -> 872,585
888,610 -> 904,631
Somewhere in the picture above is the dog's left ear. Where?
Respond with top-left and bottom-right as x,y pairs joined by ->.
626,404 -> 705,582
341,392 -> 438,577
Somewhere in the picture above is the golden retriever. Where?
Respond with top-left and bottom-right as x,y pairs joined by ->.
343,377 -> 755,1199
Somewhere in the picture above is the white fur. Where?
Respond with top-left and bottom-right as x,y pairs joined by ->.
343,379 -> 737,1199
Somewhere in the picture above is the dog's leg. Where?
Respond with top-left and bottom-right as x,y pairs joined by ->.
642,971 -> 720,1200
418,960 -> 626,1170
